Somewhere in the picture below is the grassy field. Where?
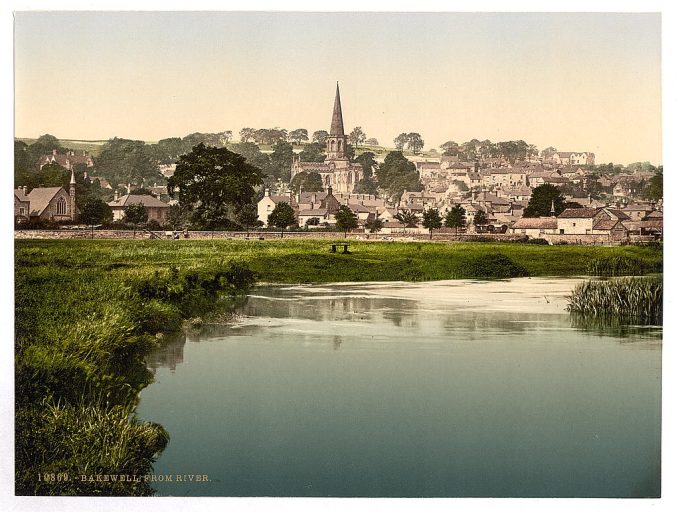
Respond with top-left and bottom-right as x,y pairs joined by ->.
14,239 -> 662,495
15,238 -> 663,283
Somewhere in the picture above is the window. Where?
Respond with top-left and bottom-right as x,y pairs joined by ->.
56,197 -> 67,215
572,222 -> 576,227
19,207 -> 26,216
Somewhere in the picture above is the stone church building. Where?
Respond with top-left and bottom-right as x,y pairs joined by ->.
290,83 -> 363,193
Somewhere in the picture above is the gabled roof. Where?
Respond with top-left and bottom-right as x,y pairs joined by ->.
108,194 -> 169,208
605,209 -> 631,220
26,187 -> 65,216
511,217 -> 558,230
558,207 -> 599,219
593,219 -> 621,231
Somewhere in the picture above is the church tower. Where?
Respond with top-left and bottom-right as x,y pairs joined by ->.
325,82 -> 348,162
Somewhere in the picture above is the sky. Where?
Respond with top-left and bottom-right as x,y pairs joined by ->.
14,11 -> 662,165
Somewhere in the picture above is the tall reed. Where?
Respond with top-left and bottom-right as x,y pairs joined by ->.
567,276 -> 662,324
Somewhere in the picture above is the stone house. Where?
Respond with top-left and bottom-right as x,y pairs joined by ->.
556,208 -> 628,240
509,217 -> 558,237
38,149 -> 94,171
108,192 -> 170,223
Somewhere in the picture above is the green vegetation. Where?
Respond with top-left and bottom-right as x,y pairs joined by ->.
587,255 -> 661,276
567,276 -> 662,324
15,244 -> 256,495
15,239 -> 662,494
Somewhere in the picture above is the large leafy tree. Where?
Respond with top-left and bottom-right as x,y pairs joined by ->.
440,141 -> 459,156
95,137 -> 158,187
168,143 -> 264,230
239,127 -> 256,143
422,208 -> 442,239
268,202 -> 296,237
523,184 -> 566,217
79,198 -> 113,226
299,142 -> 326,163
375,151 -> 422,203
445,205 -> 466,234
123,203 -> 148,237
26,134 -> 66,166
312,130 -> 329,145
394,133 -> 409,150
230,142 -> 271,172
289,128 -> 309,145
335,205 -> 358,237
267,140 -> 294,182
644,170 -> 663,201
473,210 -> 488,228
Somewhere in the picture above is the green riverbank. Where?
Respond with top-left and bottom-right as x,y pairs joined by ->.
14,239 -> 662,495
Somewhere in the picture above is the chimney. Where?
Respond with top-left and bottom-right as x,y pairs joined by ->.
327,186 -> 333,196
126,183 -> 131,195
312,193 -> 317,204
264,188 -> 270,197
52,149 -> 57,155
114,190 -> 119,201
83,171 -> 88,180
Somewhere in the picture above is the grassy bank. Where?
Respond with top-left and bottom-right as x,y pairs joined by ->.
15,245 -> 255,495
15,239 -> 662,495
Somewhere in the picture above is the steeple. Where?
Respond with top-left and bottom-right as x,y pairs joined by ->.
330,82 -> 345,136
326,82 -> 348,161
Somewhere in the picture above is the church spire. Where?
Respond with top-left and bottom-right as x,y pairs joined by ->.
330,82 -> 345,136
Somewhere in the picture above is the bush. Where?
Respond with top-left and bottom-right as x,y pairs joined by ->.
463,253 -> 530,279
146,219 -> 162,231
526,238 -> 550,245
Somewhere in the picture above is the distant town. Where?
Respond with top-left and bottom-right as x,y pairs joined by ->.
14,84 -> 663,244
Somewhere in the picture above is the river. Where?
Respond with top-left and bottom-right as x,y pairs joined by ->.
137,278 -> 661,497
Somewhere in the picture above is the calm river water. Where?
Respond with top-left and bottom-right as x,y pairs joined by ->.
137,278 -> 661,497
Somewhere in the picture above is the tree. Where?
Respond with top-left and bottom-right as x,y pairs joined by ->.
348,126 -> 367,148
289,128 -> 309,145
268,202 -> 296,237
168,143 -> 264,230
95,137 -> 158,188
644,170 -> 663,201
26,134 -> 66,166
79,198 -> 113,227
267,140 -> 294,181
541,146 -> 557,159
375,151 -> 422,203
366,218 -> 384,233
406,132 -> 425,153
394,133 -> 409,150
354,152 -> 377,180
237,204 -> 261,236
445,205 -> 466,235
394,209 -> 419,233
231,142 -> 271,172
153,137 -> 185,163
219,131 -> 233,145
123,203 -> 148,238
473,210 -> 488,231
365,138 -> 379,146
523,184 -> 566,217
165,204 -> 190,230
440,141 -> 459,156
239,127 -> 256,143
15,140 -> 30,173
422,207 -> 443,239
299,142 -> 326,163
312,130 -> 329,145
290,171 -> 324,193
353,178 -> 379,195
335,205 -> 358,237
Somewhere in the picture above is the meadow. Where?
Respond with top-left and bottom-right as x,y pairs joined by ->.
14,239 -> 662,495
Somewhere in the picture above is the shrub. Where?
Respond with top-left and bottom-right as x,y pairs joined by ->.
587,255 -> 654,276
463,253 -> 530,279
526,238 -> 549,245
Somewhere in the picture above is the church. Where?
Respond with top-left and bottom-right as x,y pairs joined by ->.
290,83 -> 363,194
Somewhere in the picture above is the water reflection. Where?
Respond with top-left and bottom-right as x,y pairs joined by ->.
139,279 -> 662,497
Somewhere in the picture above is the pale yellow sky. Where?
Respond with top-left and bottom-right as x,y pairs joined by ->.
14,12 -> 661,165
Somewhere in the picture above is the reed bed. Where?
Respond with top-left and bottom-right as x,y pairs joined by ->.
567,276 -> 662,324
587,255 -> 661,276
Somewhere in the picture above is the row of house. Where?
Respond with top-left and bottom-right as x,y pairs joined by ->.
510,206 -> 663,240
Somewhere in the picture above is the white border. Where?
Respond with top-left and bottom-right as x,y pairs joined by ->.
2,2 -> 678,512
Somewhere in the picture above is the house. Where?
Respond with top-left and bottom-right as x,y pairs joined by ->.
15,169 -> 77,223
38,149 -> 94,171
257,188 -> 295,225
14,189 -> 31,224
509,217 -> 558,237
556,208 -> 628,240
108,192 -> 170,223
550,151 -> 595,166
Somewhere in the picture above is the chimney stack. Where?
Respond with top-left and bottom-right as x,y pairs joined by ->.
264,188 -> 270,197
114,190 -> 119,201
52,149 -> 57,155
